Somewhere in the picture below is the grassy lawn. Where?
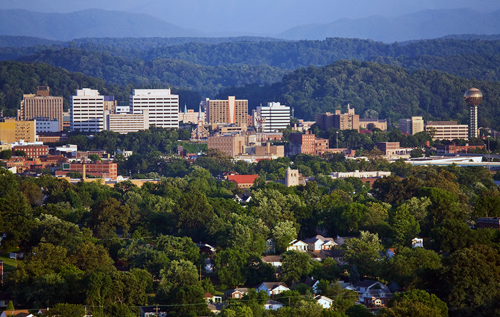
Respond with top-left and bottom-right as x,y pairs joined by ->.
0,254 -> 18,272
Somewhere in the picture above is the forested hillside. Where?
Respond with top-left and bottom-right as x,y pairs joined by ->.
16,48 -> 286,97
0,61 -> 202,116
217,60 -> 500,128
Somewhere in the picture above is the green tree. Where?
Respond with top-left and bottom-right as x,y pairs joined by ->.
272,221 -> 298,253
281,251 -> 312,284
342,231 -> 382,278
390,204 -> 420,247
88,198 -> 130,239
345,304 -> 373,317
88,154 -> 102,162
46,303 -> 86,317
383,289 -> 448,317
215,247 -> 249,288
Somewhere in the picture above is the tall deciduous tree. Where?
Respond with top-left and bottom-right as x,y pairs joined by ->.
281,251 -> 312,284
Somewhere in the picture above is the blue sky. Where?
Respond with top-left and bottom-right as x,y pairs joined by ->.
1,0 -> 499,34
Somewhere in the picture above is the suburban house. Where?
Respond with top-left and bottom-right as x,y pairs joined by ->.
303,235 -> 337,251
265,300 -> 284,310
204,258 -> 214,273
234,193 -> 252,203
262,255 -> 282,268
1,311 -> 31,317
140,306 -> 168,317
287,239 -> 308,252
386,248 -> 396,258
315,295 -> 333,309
354,280 -> 393,309
256,282 -> 290,296
207,303 -> 225,314
205,293 -> 222,303
412,238 -> 424,248
224,288 -> 249,300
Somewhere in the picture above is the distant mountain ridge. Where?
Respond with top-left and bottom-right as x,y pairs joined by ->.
278,9 -> 500,42
0,9 -> 203,40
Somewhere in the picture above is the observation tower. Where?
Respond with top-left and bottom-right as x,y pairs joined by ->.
464,88 -> 483,139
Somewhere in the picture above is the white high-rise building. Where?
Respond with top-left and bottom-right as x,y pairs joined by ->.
70,88 -> 105,133
130,89 -> 179,129
253,102 -> 290,133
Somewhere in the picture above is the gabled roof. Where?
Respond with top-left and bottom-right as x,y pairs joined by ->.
225,288 -> 248,294
2,311 -> 30,317
354,280 -> 379,288
288,239 -> 308,246
260,282 -> 289,290
315,295 -> 333,303
262,255 -> 281,263
227,174 -> 259,184
303,235 -> 335,244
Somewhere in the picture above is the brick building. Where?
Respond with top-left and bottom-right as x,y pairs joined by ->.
19,86 -> 63,131
477,217 -> 500,229
227,175 -> 259,188
290,131 -> 330,156
55,162 -> 118,180
12,145 -> 49,159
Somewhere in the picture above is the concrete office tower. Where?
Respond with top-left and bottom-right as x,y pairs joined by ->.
104,110 -> 149,134
130,89 -> 179,129
254,102 -> 290,132
285,167 -> 299,187
70,88 -> 105,133
425,121 -> 469,140
399,116 -> 424,135
464,88 -> 483,139
205,96 -> 248,127
20,86 -> 63,131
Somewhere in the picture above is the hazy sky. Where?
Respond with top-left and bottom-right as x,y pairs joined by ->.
1,0 -> 499,34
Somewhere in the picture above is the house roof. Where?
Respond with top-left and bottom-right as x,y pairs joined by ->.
260,282 -> 289,290
303,235 -> 335,244
262,255 -> 281,263
2,311 -> 30,317
289,239 -> 307,246
364,289 -> 393,298
227,174 -> 259,184
266,300 -> 283,305
225,288 -> 248,294
207,303 -> 225,311
354,280 -> 379,288
315,295 -> 333,303
205,293 -> 213,298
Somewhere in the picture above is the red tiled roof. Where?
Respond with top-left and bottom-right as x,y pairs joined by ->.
227,174 -> 259,184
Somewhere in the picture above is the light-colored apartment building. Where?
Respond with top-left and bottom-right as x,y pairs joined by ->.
205,96 -> 248,127
19,86 -> 63,131
70,88 -> 105,133
399,116 -> 424,135
253,102 -> 290,132
0,119 -> 36,143
104,110 -> 149,134
35,116 -> 59,133
425,121 -> 469,141
130,89 -> 179,129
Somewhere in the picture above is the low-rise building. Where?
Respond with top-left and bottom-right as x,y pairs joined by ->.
359,118 -> 387,131
34,116 -> 59,133
227,174 -> 259,188
104,110 -> 149,134
262,255 -> 282,268
303,235 -> 337,251
12,145 -> 49,159
435,143 -> 486,154
426,121 -> 469,140
331,170 -> 391,179
224,288 -> 249,300
477,217 -> 500,230
290,131 -> 330,156
287,239 -> 308,252
55,162 -> 118,180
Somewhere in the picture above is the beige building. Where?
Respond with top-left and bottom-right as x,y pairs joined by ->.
0,119 -> 36,143
426,121 -> 469,141
207,134 -> 247,157
205,96 -> 248,127
359,118 -> 387,131
19,86 -> 63,131
104,110 -> 149,134
103,96 -> 117,114
399,116 -> 424,135
315,105 -> 359,131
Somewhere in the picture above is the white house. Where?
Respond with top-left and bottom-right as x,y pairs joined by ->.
287,239 -> 308,252
265,299 -> 284,310
412,238 -> 423,248
303,235 -> 337,251
262,255 -> 282,268
256,282 -> 290,296
315,295 -> 333,309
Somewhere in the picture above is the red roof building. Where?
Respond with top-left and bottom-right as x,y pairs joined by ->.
227,174 -> 259,188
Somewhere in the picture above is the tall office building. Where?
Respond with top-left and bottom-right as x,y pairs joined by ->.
399,116 -> 424,135
19,86 -> 63,131
70,88 -> 105,133
253,102 -> 290,132
205,96 -> 248,127
130,89 -> 179,129
0,119 -> 36,143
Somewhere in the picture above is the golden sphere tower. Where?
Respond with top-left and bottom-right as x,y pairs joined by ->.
464,88 -> 483,139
